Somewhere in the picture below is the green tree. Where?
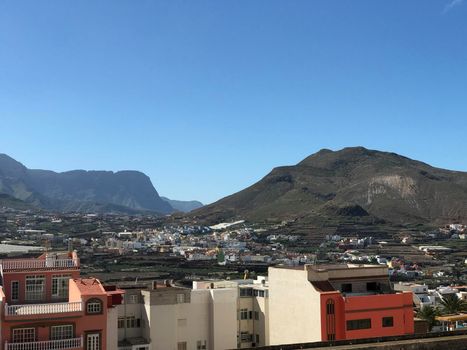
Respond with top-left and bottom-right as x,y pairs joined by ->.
416,305 -> 439,331
440,294 -> 467,315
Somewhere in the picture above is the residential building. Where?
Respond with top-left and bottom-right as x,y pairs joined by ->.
193,277 -> 270,348
268,264 -> 414,345
0,251 -> 124,350
394,282 -> 436,309
116,281 -> 238,350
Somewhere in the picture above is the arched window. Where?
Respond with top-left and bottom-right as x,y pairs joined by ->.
326,299 -> 336,341
86,298 -> 103,314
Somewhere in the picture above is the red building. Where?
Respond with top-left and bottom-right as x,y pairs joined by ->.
268,264 -> 414,345
0,251 -> 123,350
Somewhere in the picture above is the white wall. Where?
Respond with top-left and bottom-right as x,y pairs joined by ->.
145,288 -> 237,350
210,288 -> 238,350
268,267 -> 322,345
107,307 -> 119,350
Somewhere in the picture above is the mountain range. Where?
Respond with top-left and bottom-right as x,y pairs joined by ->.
192,147 -> 467,226
0,154 -> 202,214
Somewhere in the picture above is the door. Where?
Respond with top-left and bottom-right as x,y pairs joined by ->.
86,333 -> 100,350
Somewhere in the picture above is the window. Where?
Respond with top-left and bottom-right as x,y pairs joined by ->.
254,311 -> 259,320
341,283 -> 352,293
86,299 -> 102,314
249,311 -> 253,319
382,316 -> 394,327
177,342 -> 187,350
127,316 -> 141,328
25,275 -> 45,301
118,317 -> 141,328
52,274 -> 71,299
326,299 -> 336,341
196,340 -> 207,350
129,294 -> 139,304
11,281 -> 19,301
176,293 -> 185,303
12,328 -> 35,343
253,289 -> 265,297
240,308 -> 248,320
255,334 -> 260,343
86,333 -> 100,350
177,319 -> 187,327
51,325 -> 73,340
346,318 -> 371,331
240,288 -> 253,297
366,282 -> 378,291
240,332 -> 252,342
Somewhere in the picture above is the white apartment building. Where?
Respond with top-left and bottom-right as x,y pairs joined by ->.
393,282 -> 436,309
194,277 -> 270,348
116,281 -> 238,350
116,277 -> 269,350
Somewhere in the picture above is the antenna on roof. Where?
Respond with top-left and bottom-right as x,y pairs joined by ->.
43,238 -> 51,254
68,239 -> 73,253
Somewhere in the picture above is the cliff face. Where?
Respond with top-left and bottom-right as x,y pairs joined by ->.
0,154 -> 173,214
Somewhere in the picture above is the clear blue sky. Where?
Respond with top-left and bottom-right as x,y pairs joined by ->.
1,0 -> 466,204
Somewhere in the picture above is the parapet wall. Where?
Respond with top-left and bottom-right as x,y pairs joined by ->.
237,329 -> 467,350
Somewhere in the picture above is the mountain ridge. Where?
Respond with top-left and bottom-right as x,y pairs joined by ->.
161,197 -> 204,213
191,147 -> 467,226
0,153 -> 174,214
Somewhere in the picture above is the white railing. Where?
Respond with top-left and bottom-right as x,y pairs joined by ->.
5,301 -> 83,316
5,337 -> 83,350
0,258 -> 79,271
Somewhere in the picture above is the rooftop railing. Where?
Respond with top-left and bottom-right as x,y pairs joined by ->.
5,301 -> 83,317
0,258 -> 79,272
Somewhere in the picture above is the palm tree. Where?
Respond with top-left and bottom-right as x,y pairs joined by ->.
417,305 -> 439,331
440,294 -> 467,315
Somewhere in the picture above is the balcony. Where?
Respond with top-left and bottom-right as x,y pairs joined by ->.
5,337 -> 83,350
4,301 -> 83,319
0,257 -> 79,273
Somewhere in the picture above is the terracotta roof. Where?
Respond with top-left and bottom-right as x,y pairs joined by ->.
73,278 -> 106,296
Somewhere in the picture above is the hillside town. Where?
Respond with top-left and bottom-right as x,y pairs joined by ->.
0,205 -> 466,349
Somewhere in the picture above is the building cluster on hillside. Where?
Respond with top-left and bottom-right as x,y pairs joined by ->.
73,225 -> 314,267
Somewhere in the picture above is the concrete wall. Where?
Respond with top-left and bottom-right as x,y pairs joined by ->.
143,287 -> 237,350
210,288 -> 238,350
268,267 -> 322,345
107,307 -> 118,350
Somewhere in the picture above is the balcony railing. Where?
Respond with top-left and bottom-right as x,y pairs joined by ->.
5,337 -> 83,350
5,301 -> 83,317
0,258 -> 79,272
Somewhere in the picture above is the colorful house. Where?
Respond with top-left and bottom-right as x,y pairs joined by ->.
268,264 -> 414,345
0,251 -> 123,350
